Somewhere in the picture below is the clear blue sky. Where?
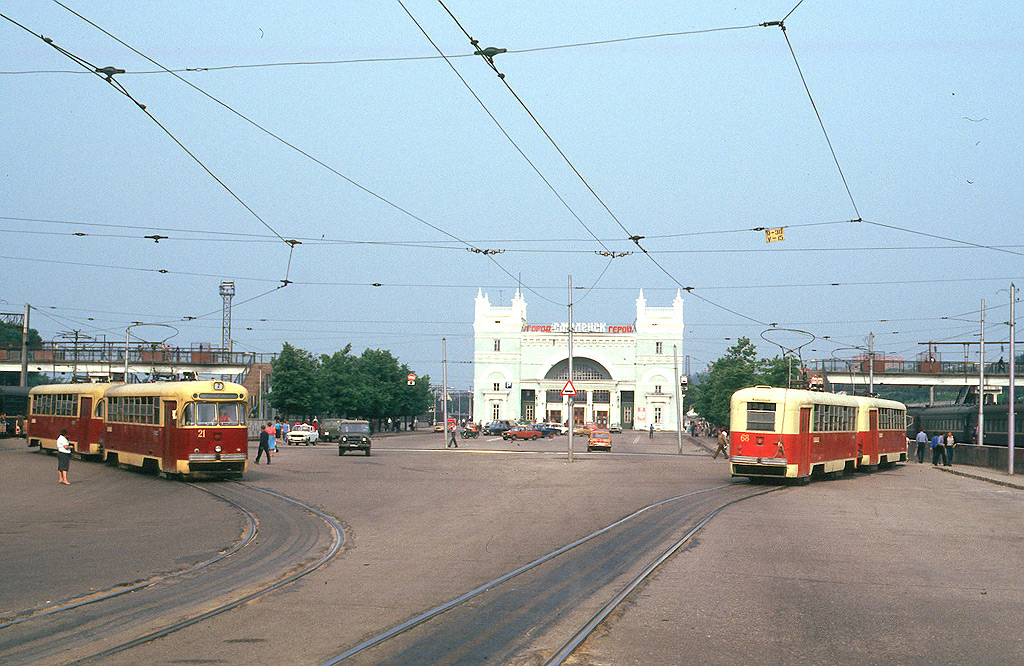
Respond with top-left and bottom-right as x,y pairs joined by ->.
2,1 -> 1022,387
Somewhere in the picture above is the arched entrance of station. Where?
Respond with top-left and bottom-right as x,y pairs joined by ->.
542,357 -> 628,428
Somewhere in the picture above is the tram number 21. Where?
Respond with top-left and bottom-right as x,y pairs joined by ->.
198,429 -> 206,438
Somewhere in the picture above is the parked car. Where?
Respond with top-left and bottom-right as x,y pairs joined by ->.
587,429 -> 612,452
531,423 -> 561,437
573,422 -> 598,436
336,420 -> 372,456
542,422 -> 569,435
502,425 -> 544,441
483,420 -> 514,435
608,423 -> 622,433
287,424 -> 319,445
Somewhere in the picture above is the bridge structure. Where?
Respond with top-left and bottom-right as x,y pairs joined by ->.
809,358 -> 1024,392
0,341 -> 276,382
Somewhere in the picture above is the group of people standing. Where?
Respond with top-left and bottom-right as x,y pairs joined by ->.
255,422 -> 279,464
913,428 -> 956,466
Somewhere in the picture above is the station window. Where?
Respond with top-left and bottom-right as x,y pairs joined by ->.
746,402 -> 777,431
654,407 -> 663,423
493,382 -> 501,392
546,389 -> 562,403
492,403 -> 501,420
494,339 -> 501,352
655,385 -> 662,394
593,390 -> 610,404
656,342 -> 663,354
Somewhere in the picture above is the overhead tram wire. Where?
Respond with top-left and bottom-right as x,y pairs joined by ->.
52,2 -> 556,307
1,10 -> 299,297
394,0 -> 615,273
435,0 -> 773,327
1,24 -> 764,76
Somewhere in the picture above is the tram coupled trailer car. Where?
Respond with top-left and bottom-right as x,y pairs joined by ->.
27,382 -> 121,457
730,387 -> 860,482
101,380 -> 249,479
853,396 -> 909,471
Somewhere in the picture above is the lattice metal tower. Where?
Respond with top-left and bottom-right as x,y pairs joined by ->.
219,281 -> 235,353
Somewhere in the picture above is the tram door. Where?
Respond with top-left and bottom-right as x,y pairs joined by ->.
868,410 -> 879,464
76,396 -> 92,454
161,400 -> 177,473
798,407 -> 812,476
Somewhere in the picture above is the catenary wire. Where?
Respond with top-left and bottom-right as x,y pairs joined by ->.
51,1 -> 565,308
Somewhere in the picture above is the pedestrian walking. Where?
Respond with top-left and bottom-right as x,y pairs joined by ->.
447,424 -> 458,448
945,431 -> 956,466
931,433 -> 947,466
915,429 -> 928,463
56,428 -> 71,485
255,422 -> 272,464
713,429 -> 729,459
649,423 -> 654,439
266,423 -> 277,453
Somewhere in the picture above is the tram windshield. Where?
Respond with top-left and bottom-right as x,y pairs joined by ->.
182,401 -> 247,426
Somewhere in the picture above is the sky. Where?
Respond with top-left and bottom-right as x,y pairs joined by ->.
2,1 -> 1023,388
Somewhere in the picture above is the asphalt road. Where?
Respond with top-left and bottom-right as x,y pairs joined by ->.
2,431 -> 1023,665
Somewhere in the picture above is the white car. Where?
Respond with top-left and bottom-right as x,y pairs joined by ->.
287,424 -> 319,446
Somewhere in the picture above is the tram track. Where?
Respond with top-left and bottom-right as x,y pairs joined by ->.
0,481 -> 344,666
319,481 -> 781,666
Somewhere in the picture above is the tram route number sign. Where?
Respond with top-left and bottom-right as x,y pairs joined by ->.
561,380 -> 577,396
765,227 -> 785,243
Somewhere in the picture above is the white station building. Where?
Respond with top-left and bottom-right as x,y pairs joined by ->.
472,289 -> 685,430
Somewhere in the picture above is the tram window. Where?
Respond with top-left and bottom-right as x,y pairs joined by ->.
217,402 -> 245,425
184,401 -> 245,426
746,402 -> 776,431
94,401 -> 104,419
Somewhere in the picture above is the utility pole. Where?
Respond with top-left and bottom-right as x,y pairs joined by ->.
674,345 -> 683,455
442,337 -> 449,447
20,303 -> 30,387
567,275 -> 574,463
979,299 -> 985,447
1010,285 -> 1016,474
867,332 -> 875,395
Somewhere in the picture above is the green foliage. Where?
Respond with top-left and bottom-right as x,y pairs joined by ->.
270,342 -> 432,421
269,343 -> 321,419
0,322 -> 44,385
0,321 -> 42,349
690,337 -> 800,427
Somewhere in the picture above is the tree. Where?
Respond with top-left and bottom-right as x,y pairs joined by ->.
0,321 -> 43,386
690,337 -> 800,427
320,345 -> 359,416
269,343 -> 321,420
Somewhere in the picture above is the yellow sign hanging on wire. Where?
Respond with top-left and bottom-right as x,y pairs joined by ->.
765,227 -> 785,243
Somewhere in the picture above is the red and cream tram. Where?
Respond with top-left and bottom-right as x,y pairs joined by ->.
853,395 -> 909,470
101,380 -> 248,479
28,382 -> 121,457
730,387 -> 860,481
729,386 -> 908,481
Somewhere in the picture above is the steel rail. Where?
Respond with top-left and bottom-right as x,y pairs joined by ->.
319,482 -> 743,665
67,482 -> 345,665
543,486 -> 782,665
0,482 -> 258,630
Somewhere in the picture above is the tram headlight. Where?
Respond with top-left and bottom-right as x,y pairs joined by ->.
214,445 -> 222,453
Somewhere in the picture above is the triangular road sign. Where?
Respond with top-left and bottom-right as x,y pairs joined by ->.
561,380 -> 577,396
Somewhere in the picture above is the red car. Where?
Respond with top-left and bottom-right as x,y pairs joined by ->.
502,425 -> 546,441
